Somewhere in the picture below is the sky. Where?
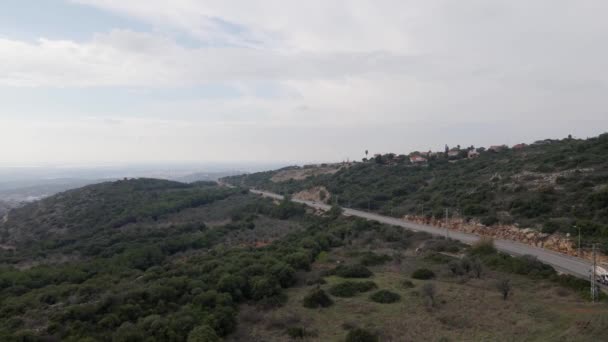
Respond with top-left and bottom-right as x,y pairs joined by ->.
1,0 -> 607,166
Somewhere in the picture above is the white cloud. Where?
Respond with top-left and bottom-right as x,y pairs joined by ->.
0,29 -> 425,87
1,1 -> 607,164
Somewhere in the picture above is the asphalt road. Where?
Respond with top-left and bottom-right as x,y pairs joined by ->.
251,189 -> 594,281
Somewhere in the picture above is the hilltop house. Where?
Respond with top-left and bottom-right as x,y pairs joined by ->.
410,155 -> 428,164
512,143 -> 527,149
447,149 -> 460,158
468,149 -> 480,159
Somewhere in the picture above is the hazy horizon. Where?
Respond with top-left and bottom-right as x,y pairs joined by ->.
2,1 -> 607,164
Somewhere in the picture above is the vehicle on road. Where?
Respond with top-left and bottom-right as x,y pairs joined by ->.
592,265 -> 608,285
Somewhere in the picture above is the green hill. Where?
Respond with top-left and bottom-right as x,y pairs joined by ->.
0,177 -> 607,341
224,133 -> 608,248
0,179 -> 239,257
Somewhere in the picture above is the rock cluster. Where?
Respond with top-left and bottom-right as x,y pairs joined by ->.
404,215 -> 607,263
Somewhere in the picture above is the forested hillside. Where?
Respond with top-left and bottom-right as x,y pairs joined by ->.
224,134 -> 608,248
0,179 -> 313,340
0,179 -> 606,340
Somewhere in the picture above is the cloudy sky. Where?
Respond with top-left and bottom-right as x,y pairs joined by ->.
1,0 -> 607,165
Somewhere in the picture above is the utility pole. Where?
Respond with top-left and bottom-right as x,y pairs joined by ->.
591,244 -> 600,303
591,244 -> 598,302
576,225 -> 581,257
444,208 -> 449,239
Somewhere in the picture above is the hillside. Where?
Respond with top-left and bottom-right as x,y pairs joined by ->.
0,178 -> 606,341
224,133 -> 608,250
0,179 -> 240,258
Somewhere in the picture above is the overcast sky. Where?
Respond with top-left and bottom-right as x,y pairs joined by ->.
1,0 -> 607,165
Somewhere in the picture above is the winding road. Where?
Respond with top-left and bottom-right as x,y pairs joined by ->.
251,189 -> 595,281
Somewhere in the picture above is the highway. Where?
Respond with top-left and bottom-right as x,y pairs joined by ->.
251,189 -> 594,281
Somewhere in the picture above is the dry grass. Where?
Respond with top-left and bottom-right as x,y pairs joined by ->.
231,241 -> 608,342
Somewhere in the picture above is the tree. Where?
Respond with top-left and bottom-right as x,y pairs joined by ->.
187,325 -> 219,342
365,150 -> 369,158
497,279 -> 511,300
326,204 -> 344,220
113,322 -> 144,342
270,263 -> 297,288
374,154 -> 383,164
250,276 -> 281,300
302,287 -> 333,308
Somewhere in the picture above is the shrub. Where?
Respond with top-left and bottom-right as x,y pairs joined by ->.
411,268 -> 435,280
421,283 -> 437,307
286,327 -> 306,339
187,325 -> 219,342
469,238 -> 496,256
306,277 -> 327,286
401,280 -> 415,289
329,281 -> 377,297
447,260 -> 463,276
250,276 -> 281,300
359,252 -> 391,266
334,264 -> 373,278
369,290 -> 400,303
345,328 -> 378,342
496,279 -> 511,300
302,288 -> 333,308
471,258 -> 483,278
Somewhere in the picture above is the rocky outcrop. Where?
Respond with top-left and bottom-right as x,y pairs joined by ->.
404,215 -> 607,263
292,186 -> 331,204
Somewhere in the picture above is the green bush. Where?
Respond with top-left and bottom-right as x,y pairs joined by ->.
303,288 -> 333,308
411,268 -> 435,280
333,264 -> 373,278
401,280 -> 415,288
286,327 -> 306,339
369,290 -> 401,303
359,252 -> 391,266
469,238 -> 497,256
345,328 -> 379,342
329,281 -> 377,297
187,325 -> 219,342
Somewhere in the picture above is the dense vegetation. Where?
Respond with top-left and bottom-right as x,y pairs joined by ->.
0,179 -> 237,252
225,133 -> 608,248
0,178 -> 450,341
0,179 -> 321,340
1,177 -> 605,340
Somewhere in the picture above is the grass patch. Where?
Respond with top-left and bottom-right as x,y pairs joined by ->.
328,281 -> 377,297
359,252 -> 392,266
